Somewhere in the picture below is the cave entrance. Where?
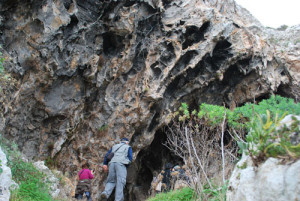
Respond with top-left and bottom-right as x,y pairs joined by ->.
125,128 -> 183,201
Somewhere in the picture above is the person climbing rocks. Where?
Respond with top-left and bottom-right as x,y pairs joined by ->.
100,137 -> 133,201
161,163 -> 173,192
171,165 -> 190,190
75,163 -> 94,201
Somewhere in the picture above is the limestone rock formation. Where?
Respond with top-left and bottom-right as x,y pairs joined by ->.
0,0 -> 299,199
227,115 -> 300,201
227,156 -> 300,201
0,147 -> 17,201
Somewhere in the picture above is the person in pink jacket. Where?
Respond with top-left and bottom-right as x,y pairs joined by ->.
75,163 -> 94,201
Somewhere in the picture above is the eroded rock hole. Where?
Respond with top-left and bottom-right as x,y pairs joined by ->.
160,42 -> 176,65
102,32 -> 125,56
222,58 -> 250,87
211,40 -> 232,71
63,15 -> 79,39
164,74 -> 188,99
182,21 -> 210,49
63,0 -> 73,10
169,50 -> 198,77
150,62 -> 162,79
127,48 -> 148,77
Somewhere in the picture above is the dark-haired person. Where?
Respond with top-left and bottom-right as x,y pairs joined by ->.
75,163 -> 94,201
100,137 -> 133,201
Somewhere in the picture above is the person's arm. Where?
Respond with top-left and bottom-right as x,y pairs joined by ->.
78,169 -> 83,179
103,148 -> 112,165
128,147 -> 133,162
88,169 -> 94,179
102,148 -> 112,172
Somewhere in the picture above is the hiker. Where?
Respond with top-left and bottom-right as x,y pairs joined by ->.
100,137 -> 133,201
75,163 -> 94,201
161,163 -> 173,192
171,165 -> 190,190
150,171 -> 163,195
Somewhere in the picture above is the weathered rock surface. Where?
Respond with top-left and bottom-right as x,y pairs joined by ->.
227,115 -> 300,201
227,156 -> 300,201
0,147 -> 17,201
0,0 -> 299,199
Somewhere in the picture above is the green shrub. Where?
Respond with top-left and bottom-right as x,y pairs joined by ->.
202,181 -> 228,201
147,188 -> 195,201
183,95 -> 300,130
0,135 -> 54,201
238,111 -> 300,162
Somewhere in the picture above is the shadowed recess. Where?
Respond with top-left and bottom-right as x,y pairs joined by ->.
182,21 -> 210,49
102,32 -> 125,56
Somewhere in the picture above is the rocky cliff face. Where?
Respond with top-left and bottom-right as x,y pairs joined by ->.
0,0 -> 299,199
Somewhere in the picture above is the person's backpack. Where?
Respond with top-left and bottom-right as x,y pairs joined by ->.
107,144 -> 125,162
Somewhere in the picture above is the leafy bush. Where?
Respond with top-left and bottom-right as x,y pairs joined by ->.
202,181 -> 228,201
238,111 -> 300,162
147,187 -> 195,201
185,95 -> 300,130
234,95 -> 300,123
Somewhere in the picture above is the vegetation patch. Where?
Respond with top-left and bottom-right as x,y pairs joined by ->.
0,135 -> 56,201
147,187 -> 195,201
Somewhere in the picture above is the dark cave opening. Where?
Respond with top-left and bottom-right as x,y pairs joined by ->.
127,128 -> 183,201
211,39 -> 233,71
102,32 -> 125,56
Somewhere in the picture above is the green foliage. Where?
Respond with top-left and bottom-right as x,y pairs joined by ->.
176,95 -> 300,161
0,135 -> 54,201
182,95 -> 300,130
240,111 -> 300,161
147,188 -> 195,201
147,182 -> 228,201
9,159 -> 52,201
0,50 -> 4,74
237,162 -> 247,170
276,24 -> 288,31
202,181 -> 228,201
0,159 -> 3,174
98,124 -> 108,132
234,95 -> 300,122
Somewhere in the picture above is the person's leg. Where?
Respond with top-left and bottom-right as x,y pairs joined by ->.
84,192 -> 92,201
77,193 -> 83,199
101,163 -> 117,198
114,163 -> 127,201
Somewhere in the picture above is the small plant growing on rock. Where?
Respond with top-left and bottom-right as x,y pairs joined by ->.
0,159 -> 3,174
98,124 -> 108,132
238,111 -> 300,163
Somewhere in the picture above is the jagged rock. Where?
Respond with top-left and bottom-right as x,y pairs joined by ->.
33,160 -> 74,199
0,147 -> 17,201
0,0 -> 299,200
33,161 -> 61,197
